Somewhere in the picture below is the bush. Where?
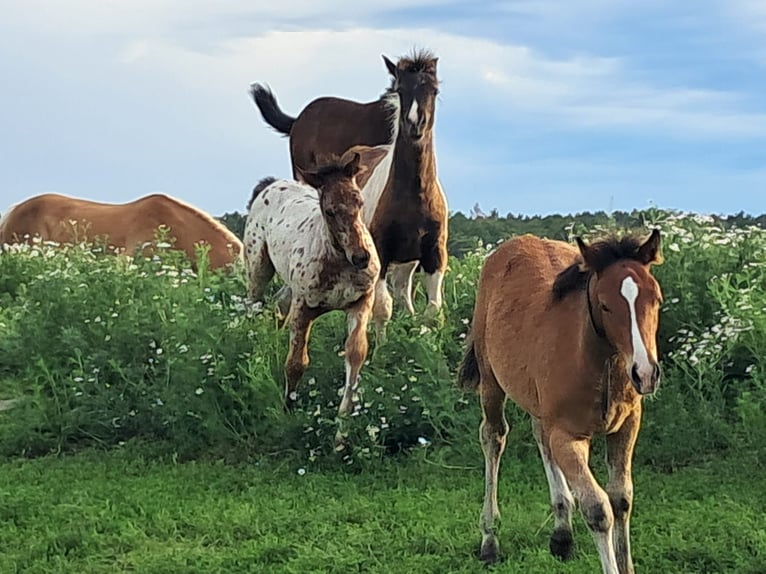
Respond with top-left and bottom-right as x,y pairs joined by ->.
1,209 -> 765,469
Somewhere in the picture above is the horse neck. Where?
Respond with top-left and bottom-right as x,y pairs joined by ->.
391,129 -> 437,193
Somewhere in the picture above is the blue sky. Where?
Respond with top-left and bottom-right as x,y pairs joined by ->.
1,0 -> 765,218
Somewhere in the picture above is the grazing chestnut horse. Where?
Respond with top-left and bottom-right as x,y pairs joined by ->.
244,145 -> 388,414
250,49 -> 448,318
0,193 -> 243,270
458,230 -> 663,574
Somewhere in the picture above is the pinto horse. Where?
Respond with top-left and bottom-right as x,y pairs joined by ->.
244,145 -> 388,414
0,193 -> 243,270
250,49 -> 448,318
458,230 -> 663,574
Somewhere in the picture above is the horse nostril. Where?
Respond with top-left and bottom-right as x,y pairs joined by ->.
352,252 -> 370,269
631,363 -> 641,388
652,362 -> 662,383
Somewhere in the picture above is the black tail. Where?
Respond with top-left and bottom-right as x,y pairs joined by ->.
247,176 -> 278,211
457,335 -> 480,391
250,84 -> 295,135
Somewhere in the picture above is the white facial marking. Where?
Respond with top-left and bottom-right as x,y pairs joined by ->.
407,99 -> 419,124
620,276 -> 652,377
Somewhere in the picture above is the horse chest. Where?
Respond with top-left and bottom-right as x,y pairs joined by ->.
293,259 -> 377,309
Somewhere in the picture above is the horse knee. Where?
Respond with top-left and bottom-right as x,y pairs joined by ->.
582,498 -> 614,533
608,493 -> 632,520
480,418 -> 509,450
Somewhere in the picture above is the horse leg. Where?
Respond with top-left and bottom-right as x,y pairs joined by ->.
531,417 -> 575,561
389,261 -> 418,315
283,301 -> 316,411
371,276 -> 393,344
549,428 -> 619,574
605,408 -> 641,574
337,295 -> 373,417
478,370 -> 509,564
273,284 -> 293,324
245,241 -> 275,303
419,231 -> 446,314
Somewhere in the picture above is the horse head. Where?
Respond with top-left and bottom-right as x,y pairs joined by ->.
576,229 -> 664,395
296,145 -> 388,269
383,49 -> 440,143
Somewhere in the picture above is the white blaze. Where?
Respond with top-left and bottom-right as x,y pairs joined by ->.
407,99 -> 419,124
620,276 -> 652,378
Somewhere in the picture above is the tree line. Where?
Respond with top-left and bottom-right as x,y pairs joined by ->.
218,208 -> 766,258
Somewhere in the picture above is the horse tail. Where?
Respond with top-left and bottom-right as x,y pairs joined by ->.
457,334 -> 480,391
250,84 -> 295,135
247,177 -> 278,211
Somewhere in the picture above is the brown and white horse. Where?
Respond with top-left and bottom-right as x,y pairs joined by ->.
250,49 -> 448,318
244,145 -> 388,414
0,193 -> 243,270
459,231 -> 664,574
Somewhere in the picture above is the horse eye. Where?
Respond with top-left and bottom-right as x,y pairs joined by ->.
600,303 -> 612,313
325,209 -> 336,218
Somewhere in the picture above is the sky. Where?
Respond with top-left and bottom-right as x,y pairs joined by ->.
1,0 -> 765,218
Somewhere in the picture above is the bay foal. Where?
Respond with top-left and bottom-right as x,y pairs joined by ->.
244,146 -> 388,414
459,230 -> 663,574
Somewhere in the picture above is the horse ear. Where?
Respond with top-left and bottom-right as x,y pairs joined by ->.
382,55 -> 398,79
638,228 -> 663,265
347,145 -> 389,190
575,236 -> 597,270
295,163 -> 322,189
341,151 -> 362,179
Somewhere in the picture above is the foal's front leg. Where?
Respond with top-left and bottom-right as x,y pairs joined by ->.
605,408 -> 642,574
338,295 -> 373,416
549,428 -> 619,574
283,301 -> 317,411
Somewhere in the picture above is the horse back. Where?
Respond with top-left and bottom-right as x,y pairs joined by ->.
289,97 -> 396,174
472,235 -> 582,415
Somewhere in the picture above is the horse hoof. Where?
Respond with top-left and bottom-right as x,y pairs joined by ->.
549,527 -> 574,561
478,538 -> 501,565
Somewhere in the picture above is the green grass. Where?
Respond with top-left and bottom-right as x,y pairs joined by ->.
1,447 -> 764,573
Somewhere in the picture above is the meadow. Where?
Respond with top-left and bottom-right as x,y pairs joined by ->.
1,209 -> 765,572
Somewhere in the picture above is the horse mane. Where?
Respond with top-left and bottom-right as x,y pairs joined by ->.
152,194 -> 241,245
552,234 -> 650,301
386,48 -> 440,93
248,177 -> 278,211
398,48 -> 438,75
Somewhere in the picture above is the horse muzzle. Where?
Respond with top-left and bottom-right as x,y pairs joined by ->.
350,250 -> 371,270
630,360 -> 661,395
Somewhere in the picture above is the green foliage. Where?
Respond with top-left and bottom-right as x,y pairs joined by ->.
0,449 -> 764,573
1,208 -> 766,470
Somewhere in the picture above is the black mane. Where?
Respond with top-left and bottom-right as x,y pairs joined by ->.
247,176 -> 277,211
398,49 -> 438,74
386,48 -> 440,93
552,235 -> 649,301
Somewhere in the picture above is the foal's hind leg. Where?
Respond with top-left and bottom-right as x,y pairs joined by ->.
245,241 -> 275,303
478,371 -> 509,564
532,417 -> 576,561
337,295 -> 373,417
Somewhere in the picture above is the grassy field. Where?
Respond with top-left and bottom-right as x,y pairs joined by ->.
0,447 -> 764,573
2,210 -> 766,572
